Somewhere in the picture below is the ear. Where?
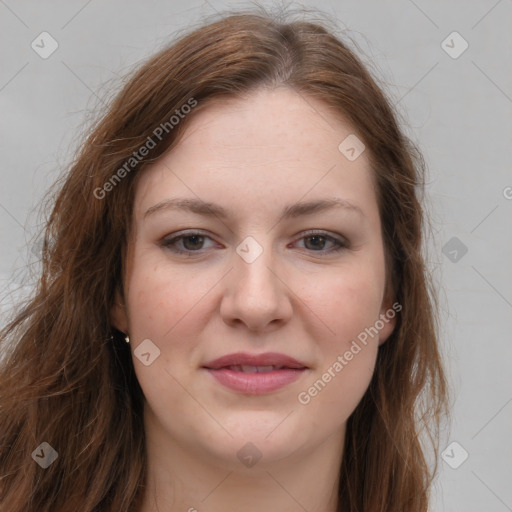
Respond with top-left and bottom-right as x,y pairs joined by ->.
110,289 -> 129,334
377,298 -> 400,346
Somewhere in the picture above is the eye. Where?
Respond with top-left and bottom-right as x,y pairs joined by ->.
292,230 -> 348,254
160,229 -> 348,257
160,231 -> 217,256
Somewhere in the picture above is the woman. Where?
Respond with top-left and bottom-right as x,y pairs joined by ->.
0,8 -> 448,512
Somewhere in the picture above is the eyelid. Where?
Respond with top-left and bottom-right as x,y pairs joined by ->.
298,229 -> 348,245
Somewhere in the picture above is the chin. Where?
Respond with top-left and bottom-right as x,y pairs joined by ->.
205,421 -> 307,463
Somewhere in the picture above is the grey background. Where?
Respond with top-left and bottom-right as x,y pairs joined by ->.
1,0 -> 511,510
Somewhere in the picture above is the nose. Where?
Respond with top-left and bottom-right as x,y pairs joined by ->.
219,239 -> 293,332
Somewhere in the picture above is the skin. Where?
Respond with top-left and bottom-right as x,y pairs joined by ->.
111,87 -> 396,512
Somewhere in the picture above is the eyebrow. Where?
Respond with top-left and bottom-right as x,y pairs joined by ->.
144,197 -> 365,222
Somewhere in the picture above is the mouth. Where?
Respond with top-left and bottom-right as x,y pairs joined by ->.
202,352 -> 309,394
202,351 -> 308,371
216,364 -> 302,373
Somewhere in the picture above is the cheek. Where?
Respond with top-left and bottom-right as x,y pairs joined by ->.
298,262 -> 385,344
296,273 -> 382,422
124,260 -> 211,412
297,345 -> 377,430
293,263 -> 383,414
125,255 -> 218,342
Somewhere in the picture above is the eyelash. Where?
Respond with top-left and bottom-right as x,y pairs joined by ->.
160,230 -> 349,256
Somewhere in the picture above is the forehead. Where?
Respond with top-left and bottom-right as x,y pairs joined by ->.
133,87 -> 378,225
173,87 -> 359,163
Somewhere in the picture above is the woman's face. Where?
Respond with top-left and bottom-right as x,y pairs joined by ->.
112,87 -> 396,470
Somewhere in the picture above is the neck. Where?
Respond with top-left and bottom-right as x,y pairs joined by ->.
138,409 -> 344,512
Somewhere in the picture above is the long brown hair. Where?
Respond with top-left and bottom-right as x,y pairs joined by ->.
0,7 -> 448,511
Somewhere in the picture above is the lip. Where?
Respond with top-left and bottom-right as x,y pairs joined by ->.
202,352 -> 308,395
204,367 -> 306,394
202,352 -> 308,370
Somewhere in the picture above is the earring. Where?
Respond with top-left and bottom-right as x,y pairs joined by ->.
124,334 -> 130,344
